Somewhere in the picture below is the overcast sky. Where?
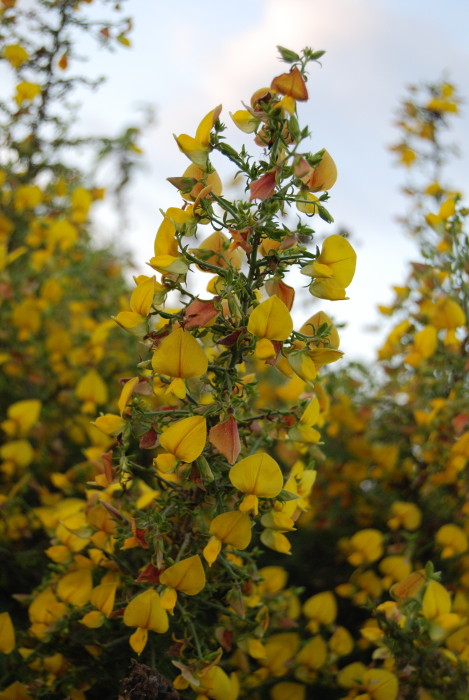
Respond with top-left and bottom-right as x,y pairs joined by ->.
73,0 -> 469,361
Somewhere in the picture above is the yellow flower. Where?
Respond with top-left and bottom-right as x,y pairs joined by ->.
75,369 -> 108,413
329,626 -> 354,657
302,591 -> 337,632
422,580 -> 451,620
259,633 -> 300,677
271,682 -> 305,700
123,588 -> 169,654
247,296 -> 293,341
28,588 -> 67,639
149,213 -> 189,274
428,297 -> 465,329
387,501 -> 422,531
14,184 -> 42,210
70,187 -> 92,223
14,81 -> 41,105
361,669 -> 399,700
0,612 -> 15,654
296,635 -> 328,675
4,44 -> 29,68
81,578 -> 118,628
347,529 -> 384,567
404,326 -> 437,367
230,109 -> 259,133
159,555 -> 206,611
118,377 -> 140,417
0,681 -> 31,699
151,328 -> 208,379
129,276 -> 156,317
175,105 -> 222,167
57,569 -> 93,607
435,524 -> 468,558
301,234 -> 356,300
191,665 -> 239,700
195,230 -> 243,270
1,399 -> 41,437
229,453 -> 284,514
297,150 -> 337,192
203,511 -> 252,565
93,413 -> 125,436
159,415 -> 207,463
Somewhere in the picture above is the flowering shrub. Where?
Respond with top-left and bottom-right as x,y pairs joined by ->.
1,3 -> 468,700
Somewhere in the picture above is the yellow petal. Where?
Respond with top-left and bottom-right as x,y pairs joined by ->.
159,416 -> 207,463
159,555 -> 206,595
317,235 -> 356,287
80,611 -> 105,629
123,588 -> 169,633
209,511 -> 252,549
129,627 -> 148,655
0,612 -> 15,654
195,104 -> 222,146
57,569 -> 93,607
118,377 -> 140,417
174,133 -> 206,164
89,581 -> 117,617
93,413 -> 125,436
130,276 -> 156,316
229,453 -> 283,498
151,328 -> 208,379
422,581 -> 451,620
362,669 -> 398,700
203,536 -> 222,566
247,296 -> 293,341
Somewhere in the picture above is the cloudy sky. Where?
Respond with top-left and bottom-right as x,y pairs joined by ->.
78,0 -> 469,362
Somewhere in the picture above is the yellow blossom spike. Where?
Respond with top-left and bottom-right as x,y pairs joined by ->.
247,296 -> 293,341
152,328 -> 208,379
159,416 -> 207,463
229,453 -> 284,501
159,555 -> 206,596
0,612 -> 15,654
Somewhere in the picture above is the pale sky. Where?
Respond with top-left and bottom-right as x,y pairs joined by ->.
47,0 -> 469,361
